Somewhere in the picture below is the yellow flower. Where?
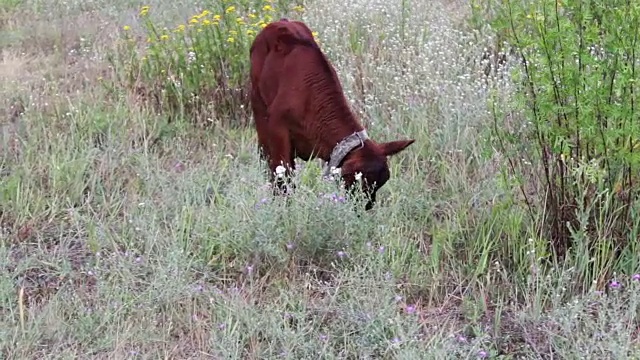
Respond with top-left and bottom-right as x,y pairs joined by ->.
229,30 -> 238,35
203,19 -> 211,25
213,14 -> 222,21
212,21 -> 219,26
139,6 -> 150,16
225,6 -> 235,13
248,13 -> 257,19
260,23 -> 267,29
312,31 -> 318,39
263,5 -> 274,11
227,37 -> 235,43
236,17 -> 246,25
247,29 -> 255,36
190,18 -> 199,24
123,25 -> 131,31
293,5 -> 304,12
200,10 -> 211,17
174,24 -> 186,32
160,34 -> 170,41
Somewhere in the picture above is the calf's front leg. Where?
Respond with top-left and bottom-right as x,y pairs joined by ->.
266,125 -> 295,196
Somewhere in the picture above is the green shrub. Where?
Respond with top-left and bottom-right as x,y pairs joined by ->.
115,1 -> 312,127
478,0 -> 640,277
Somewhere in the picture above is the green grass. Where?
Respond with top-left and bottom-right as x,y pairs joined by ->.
1,0 -> 640,358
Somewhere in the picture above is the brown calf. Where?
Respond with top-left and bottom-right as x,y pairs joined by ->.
249,19 -> 414,210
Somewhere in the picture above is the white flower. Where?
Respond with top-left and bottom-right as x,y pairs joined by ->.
355,172 -> 362,181
330,166 -> 341,176
275,165 -> 286,178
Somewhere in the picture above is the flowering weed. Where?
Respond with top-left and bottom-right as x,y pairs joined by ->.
116,1 -> 308,127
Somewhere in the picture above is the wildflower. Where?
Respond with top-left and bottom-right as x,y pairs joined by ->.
337,251 -> 346,258
248,13 -> 257,19
190,18 -> 199,24
355,172 -> 362,181
633,274 -> 640,281
246,265 -> 254,274
174,24 -> 186,32
286,243 -> 295,250
160,34 -> 170,41
405,304 -> 416,314
293,5 -> 304,12
139,5 -> 150,16
123,25 -> 131,31
236,17 -> 246,25
213,14 -> 222,21
200,10 -> 211,17
229,30 -> 237,35
263,4 -> 274,11
225,6 -> 236,13
610,280 -> 621,288
260,22 -> 267,29
203,19 -> 211,25
378,246 -> 385,254
247,29 -> 255,36
478,350 -> 488,358
312,31 -> 319,38
275,165 -> 286,177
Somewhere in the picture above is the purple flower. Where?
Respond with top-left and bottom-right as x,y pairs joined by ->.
319,334 -> 328,341
394,295 -> 403,302
337,251 -> 346,259
633,274 -> 640,281
405,304 -> 416,314
392,337 -> 401,344
610,280 -> 621,289
478,350 -> 488,358
286,243 -> 295,250
457,335 -> 467,343
378,246 -> 385,254
255,198 -> 269,208
218,323 -> 226,330
246,265 -> 254,274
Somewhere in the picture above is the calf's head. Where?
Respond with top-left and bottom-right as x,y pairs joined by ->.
338,139 -> 414,210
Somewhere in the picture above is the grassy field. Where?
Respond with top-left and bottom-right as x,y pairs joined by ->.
1,0 -> 640,358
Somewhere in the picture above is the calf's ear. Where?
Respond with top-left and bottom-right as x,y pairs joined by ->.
379,139 -> 415,157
